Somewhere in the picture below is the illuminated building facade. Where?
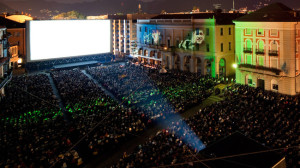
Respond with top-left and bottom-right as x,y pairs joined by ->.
0,27 -> 12,96
136,13 -> 243,78
234,3 -> 300,95
7,29 -> 26,58
0,16 -> 26,68
110,15 -> 130,57
110,14 -> 158,58
88,14 -> 157,58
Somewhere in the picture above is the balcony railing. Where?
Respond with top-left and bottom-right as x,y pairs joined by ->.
256,49 -> 265,55
243,48 -> 252,53
269,50 -> 278,56
238,64 -> 281,75
0,70 -> 13,90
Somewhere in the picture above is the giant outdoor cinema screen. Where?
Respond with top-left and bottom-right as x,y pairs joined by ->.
26,20 -> 111,62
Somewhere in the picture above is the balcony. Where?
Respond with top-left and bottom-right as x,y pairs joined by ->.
0,70 -> 12,90
256,49 -> 265,55
238,64 -> 281,75
269,50 -> 278,56
243,48 -> 252,53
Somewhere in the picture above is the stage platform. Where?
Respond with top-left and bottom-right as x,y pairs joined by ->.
52,61 -> 99,70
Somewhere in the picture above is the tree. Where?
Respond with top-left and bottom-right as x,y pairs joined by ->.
52,10 -> 85,20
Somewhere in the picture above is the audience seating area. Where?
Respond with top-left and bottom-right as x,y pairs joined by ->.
0,62 -> 298,168
112,84 -> 299,168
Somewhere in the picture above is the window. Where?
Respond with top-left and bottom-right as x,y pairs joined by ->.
229,42 -> 231,51
258,40 -> 264,50
220,28 -> 223,36
272,84 -> 278,91
248,79 -> 253,85
246,39 -> 252,49
245,28 -> 251,35
270,41 -> 278,54
246,55 -> 252,64
271,79 -> 278,91
206,28 -> 209,36
271,29 -> 278,36
221,43 -> 223,52
271,58 -> 278,68
258,56 -> 264,66
258,29 -> 264,36
229,28 -> 231,35
167,39 -> 170,47
206,44 -> 210,52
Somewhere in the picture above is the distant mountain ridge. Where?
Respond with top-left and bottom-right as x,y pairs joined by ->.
0,2 -> 15,14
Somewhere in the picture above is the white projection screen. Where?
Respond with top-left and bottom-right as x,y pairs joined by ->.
26,20 -> 111,62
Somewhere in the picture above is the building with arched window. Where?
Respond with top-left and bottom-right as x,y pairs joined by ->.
135,13 -> 244,78
234,3 -> 300,95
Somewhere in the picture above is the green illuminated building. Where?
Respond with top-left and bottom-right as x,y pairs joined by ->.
234,3 -> 300,95
135,13 -> 243,78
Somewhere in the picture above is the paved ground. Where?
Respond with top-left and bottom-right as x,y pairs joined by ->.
46,73 -> 66,110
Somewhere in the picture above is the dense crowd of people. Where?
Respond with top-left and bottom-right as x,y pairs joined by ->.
0,74 -> 59,118
51,69 -> 104,108
50,69 -> 150,167
0,63 -> 298,168
112,84 -> 299,168
86,63 -> 215,119
0,74 -> 69,168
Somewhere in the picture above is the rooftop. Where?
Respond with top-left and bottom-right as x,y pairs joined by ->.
235,3 -> 300,22
150,13 -> 245,25
0,16 -> 25,28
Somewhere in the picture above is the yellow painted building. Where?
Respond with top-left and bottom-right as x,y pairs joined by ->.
234,3 -> 300,95
136,13 -> 243,78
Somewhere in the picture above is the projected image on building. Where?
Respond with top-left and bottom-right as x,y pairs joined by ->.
152,30 -> 161,45
179,28 -> 205,50
143,29 -> 161,45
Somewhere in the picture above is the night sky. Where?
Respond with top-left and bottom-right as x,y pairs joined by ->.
1,0 -> 300,18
